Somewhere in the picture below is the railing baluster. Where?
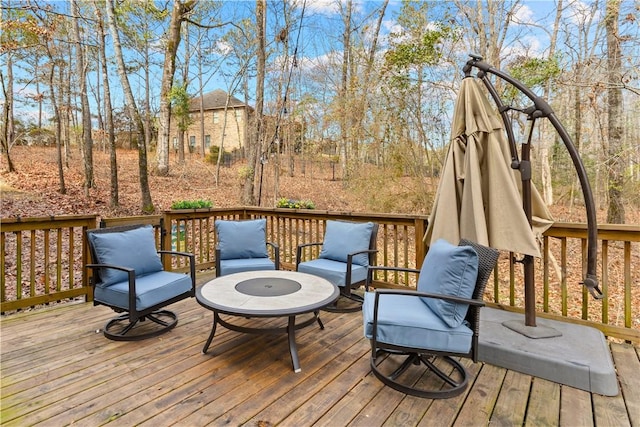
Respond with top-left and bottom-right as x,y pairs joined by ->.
602,240 -> 609,324
561,238 -> 567,317
44,229 -> 50,296
30,230 -> 36,298
624,241 -> 632,329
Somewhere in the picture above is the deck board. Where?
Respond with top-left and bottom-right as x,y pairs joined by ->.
1,296 -> 638,427
488,370 -> 531,426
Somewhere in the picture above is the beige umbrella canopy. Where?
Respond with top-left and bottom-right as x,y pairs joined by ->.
424,78 -> 553,257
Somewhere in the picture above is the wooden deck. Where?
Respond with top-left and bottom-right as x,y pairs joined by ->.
1,293 -> 639,426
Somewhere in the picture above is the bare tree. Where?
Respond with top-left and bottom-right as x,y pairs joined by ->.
243,0 -> 265,206
604,0 -> 625,223
156,0 -> 196,176
105,0 -> 154,212
338,0 -> 352,181
0,65 -> 16,172
0,2 -> 18,172
94,4 -> 118,208
71,0 -> 93,195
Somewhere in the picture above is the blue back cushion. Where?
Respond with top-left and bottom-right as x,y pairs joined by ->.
215,219 -> 269,260
417,239 -> 479,328
88,225 -> 163,286
319,220 -> 374,266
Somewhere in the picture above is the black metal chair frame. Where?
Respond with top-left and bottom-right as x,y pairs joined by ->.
215,242 -> 281,277
86,224 -> 196,341
365,239 -> 499,398
296,222 -> 379,313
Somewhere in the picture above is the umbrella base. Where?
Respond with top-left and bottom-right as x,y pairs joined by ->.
480,308 -> 618,396
501,319 -> 562,339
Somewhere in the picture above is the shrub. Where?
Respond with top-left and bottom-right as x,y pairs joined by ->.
205,145 -> 227,164
276,198 -> 315,209
171,199 -> 213,209
238,166 -> 253,180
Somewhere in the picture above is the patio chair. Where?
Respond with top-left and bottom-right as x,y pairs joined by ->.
363,238 -> 499,398
215,218 -> 280,276
296,220 -> 378,313
86,224 -> 196,341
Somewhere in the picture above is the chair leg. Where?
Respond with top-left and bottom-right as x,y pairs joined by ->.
103,310 -> 178,341
323,288 -> 363,313
370,350 -> 469,399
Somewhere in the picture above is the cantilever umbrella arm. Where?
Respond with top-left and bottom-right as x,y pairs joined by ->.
463,54 -> 602,301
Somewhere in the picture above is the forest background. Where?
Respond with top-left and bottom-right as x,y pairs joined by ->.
1,0 -> 639,224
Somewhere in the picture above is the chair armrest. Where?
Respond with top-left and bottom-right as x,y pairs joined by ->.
158,250 -> 196,292
85,263 -> 135,288
365,265 -> 420,289
267,241 -> 280,270
296,242 -> 323,268
346,249 -> 378,266
86,263 -> 137,307
86,263 -> 135,274
158,250 -> 193,258
374,288 -> 485,308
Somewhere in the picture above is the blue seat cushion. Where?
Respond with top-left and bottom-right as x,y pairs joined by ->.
418,239 -> 479,328
319,221 -> 374,266
215,219 -> 269,260
362,292 -> 473,354
297,258 -> 368,287
88,225 -> 163,286
219,258 -> 275,276
94,271 -> 193,312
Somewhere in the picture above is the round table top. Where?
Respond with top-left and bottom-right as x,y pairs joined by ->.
196,270 -> 339,317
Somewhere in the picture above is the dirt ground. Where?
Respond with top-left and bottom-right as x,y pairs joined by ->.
3,146 -> 637,225
1,146 -> 369,218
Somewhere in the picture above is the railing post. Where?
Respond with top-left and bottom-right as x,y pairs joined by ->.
414,218 -> 428,268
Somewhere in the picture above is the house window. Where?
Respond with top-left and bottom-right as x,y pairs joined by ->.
172,137 -> 178,149
213,112 -> 219,124
205,135 -> 211,149
235,110 -> 243,121
189,136 -> 196,147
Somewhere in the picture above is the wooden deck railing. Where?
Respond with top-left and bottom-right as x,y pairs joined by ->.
0,215 -> 97,312
1,209 -> 638,342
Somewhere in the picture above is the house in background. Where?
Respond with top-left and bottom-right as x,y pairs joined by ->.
169,89 -> 253,157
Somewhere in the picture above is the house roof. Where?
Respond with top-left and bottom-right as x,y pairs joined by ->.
189,89 -> 250,112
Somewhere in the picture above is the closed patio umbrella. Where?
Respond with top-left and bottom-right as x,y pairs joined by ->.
428,55 -> 601,335
424,77 -> 553,257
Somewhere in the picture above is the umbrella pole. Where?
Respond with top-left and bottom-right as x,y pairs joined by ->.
504,125 -> 562,338
520,135 -> 536,327
476,72 -> 542,329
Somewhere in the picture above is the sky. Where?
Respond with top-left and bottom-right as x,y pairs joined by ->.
5,0 -> 611,126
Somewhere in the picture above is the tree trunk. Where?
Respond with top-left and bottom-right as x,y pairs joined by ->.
95,4 -> 118,208
46,45 -> 65,194
244,0 -> 265,206
605,0 -> 625,223
339,0 -> 352,181
106,0 -> 154,212
0,56 -> 16,172
215,93 -> 232,184
71,0 -> 93,194
157,0 -> 194,176
144,39 -> 152,165
539,0 -> 563,206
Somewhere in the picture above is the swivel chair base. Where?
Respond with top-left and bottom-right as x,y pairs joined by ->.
370,351 -> 469,399
103,310 -> 178,341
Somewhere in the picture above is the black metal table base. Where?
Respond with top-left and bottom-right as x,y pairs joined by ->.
202,310 -> 324,373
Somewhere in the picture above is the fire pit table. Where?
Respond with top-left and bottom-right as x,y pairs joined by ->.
196,270 -> 339,373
